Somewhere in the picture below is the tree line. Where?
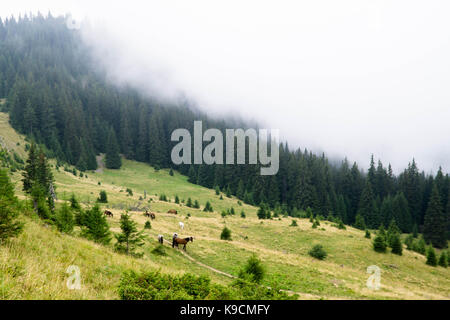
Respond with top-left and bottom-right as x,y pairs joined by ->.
0,15 -> 448,248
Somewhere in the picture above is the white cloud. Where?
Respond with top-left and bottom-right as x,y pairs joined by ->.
2,0 -> 450,173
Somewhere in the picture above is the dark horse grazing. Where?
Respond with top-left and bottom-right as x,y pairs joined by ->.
167,209 -> 177,215
172,236 -> 194,251
104,210 -> 113,218
144,211 -> 156,219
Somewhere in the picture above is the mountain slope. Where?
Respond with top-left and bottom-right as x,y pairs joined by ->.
1,113 -> 449,300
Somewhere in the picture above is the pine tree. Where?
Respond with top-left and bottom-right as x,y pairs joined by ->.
203,201 -> 213,212
0,169 -> 23,243
115,213 -> 146,257
423,184 -> 447,248
438,251 -> 448,268
354,214 -> 366,230
188,166 -> 197,184
373,234 -> 387,253
357,181 -> 380,228
387,219 -> 401,248
105,128 -> 122,169
55,203 -> 74,233
81,205 -> 111,245
236,179 -> 245,199
426,246 -> 438,266
391,234 -> 403,255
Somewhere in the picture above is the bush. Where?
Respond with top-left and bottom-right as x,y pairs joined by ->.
365,229 -> 371,239
159,194 -> 168,201
126,188 -> 133,196
240,210 -> 246,218
309,244 -> 327,260
186,198 -> 193,207
97,190 -> 108,203
220,227 -> 232,240
290,220 -> 298,227
238,255 -> 265,283
144,221 -> 151,229
151,244 -> 167,256
118,270 -> 295,300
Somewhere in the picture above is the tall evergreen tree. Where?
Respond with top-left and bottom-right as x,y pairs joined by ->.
423,184 -> 447,248
105,128 -> 122,169
357,181 -> 380,228
0,169 -> 23,243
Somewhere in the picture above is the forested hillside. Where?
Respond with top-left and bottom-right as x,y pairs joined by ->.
0,14 -> 449,248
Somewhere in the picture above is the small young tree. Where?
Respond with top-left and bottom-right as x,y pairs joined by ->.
365,229 -> 371,239
416,237 -> 427,255
215,186 -> 220,195
55,203 -> 74,233
373,234 -> 387,253
203,201 -> 213,212
240,210 -> 246,218
290,220 -> 298,227
391,234 -> 403,255
115,213 -> 146,257
169,168 -> 174,176
175,195 -> 180,204
144,221 -> 151,229
238,255 -> 265,283
0,169 -> 23,243
220,227 -> 232,240
81,205 -> 111,245
438,252 -> 448,268
387,219 -> 401,248
186,197 -> 193,208
426,246 -> 438,266
354,214 -> 366,230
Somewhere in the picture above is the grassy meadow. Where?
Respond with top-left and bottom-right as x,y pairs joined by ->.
0,112 -> 449,300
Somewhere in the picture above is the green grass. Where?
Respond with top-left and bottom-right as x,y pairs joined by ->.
1,111 -> 449,300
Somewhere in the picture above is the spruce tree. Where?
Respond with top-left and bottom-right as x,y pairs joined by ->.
0,169 -> 23,243
357,181 -> 380,228
203,201 -> 213,212
438,252 -> 448,268
115,213 -> 146,257
373,234 -> 387,253
391,234 -> 403,255
426,246 -> 438,266
55,203 -> 74,233
81,205 -> 111,245
423,184 -> 447,248
105,128 -> 122,169
354,214 -> 366,230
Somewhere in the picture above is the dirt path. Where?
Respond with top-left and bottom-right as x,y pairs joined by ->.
164,242 -> 320,299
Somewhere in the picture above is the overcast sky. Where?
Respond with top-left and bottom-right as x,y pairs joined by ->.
2,1 -> 450,174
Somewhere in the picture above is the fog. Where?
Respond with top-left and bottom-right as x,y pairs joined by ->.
2,1 -> 450,173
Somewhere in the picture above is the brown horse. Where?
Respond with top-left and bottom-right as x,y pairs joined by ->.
104,210 -> 113,218
172,236 -> 193,251
144,211 -> 156,219
167,209 -> 178,215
